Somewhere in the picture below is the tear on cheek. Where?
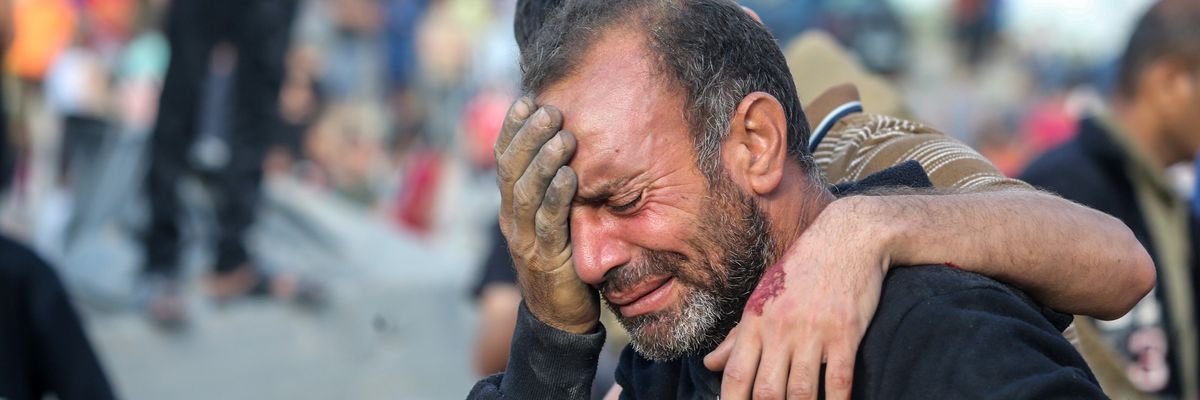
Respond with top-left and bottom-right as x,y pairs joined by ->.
745,261 -> 786,316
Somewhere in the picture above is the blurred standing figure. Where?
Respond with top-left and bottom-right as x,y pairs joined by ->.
142,0 -> 298,325
0,0 -> 12,195
1022,1 -> 1200,398
952,0 -> 1000,68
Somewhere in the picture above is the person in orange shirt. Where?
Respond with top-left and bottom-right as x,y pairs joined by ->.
6,0 -> 76,81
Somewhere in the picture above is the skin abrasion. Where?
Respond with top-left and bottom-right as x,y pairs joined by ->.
746,261 -> 787,315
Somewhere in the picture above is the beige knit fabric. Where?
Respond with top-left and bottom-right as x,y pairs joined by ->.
813,112 -> 1033,192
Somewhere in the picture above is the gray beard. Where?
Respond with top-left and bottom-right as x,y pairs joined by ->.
622,286 -> 722,361
610,174 -> 775,361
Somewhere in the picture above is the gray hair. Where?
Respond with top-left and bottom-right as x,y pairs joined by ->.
521,0 -> 821,183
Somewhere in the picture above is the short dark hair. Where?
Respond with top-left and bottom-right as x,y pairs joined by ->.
520,0 -> 815,182
1116,0 -> 1200,98
514,0 -> 564,53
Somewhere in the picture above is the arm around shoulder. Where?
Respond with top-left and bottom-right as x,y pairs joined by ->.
858,187 -> 1155,320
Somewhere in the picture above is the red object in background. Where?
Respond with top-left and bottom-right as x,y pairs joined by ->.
463,90 -> 513,170
1023,100 -> 1078,154
978,140 -> 1027,178
83,0 -> 136,42
392,150 -> 442,235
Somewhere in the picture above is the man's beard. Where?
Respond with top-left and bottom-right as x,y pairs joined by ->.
601,173 -> 775,361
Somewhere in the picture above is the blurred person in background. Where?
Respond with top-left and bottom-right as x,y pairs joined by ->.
952,0 -> 1001,69
0,7 -> 115,393
383,0 -> 427,146
4,0 -> 75,117
0,0 -> 12,196
3,0 -> 76,232
44,16 -> 111,195
321,0 -> 386,99
265,46 -> 322,178
1194,154 -> 1200,222
472,0 -> 1158,398
1022,1 -> 1200,398
303,99 -> 391,205
140,0 -> 302,326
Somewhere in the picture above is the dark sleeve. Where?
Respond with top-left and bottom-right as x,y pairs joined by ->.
467,302 -> 606,399
472,221 -> 517,299
1019,138 -> 1127,224
0,236 -> 116,400
859,286 -> 1107,399
1021,158 -> 1117,217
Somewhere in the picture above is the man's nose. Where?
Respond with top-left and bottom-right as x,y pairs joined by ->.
570,209 -> 632,286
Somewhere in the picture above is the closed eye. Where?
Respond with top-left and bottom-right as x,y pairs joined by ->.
608,192 -> 642,213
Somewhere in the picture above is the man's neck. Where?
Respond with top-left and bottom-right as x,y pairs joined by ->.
760,163 -> 836,263
1112,97 -> 1179,169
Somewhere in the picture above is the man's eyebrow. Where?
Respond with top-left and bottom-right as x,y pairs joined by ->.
574,176 -> 633,205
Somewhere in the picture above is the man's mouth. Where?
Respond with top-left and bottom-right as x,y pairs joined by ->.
604,276 -> 677,318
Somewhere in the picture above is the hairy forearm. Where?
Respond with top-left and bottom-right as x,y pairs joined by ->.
836,189 -> 1155,319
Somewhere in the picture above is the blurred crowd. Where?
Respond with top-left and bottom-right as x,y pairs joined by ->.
0,0 -> 1197,399
5,0 -> 1185,242
1,0 -> 521,239
4,0 -> 1194,270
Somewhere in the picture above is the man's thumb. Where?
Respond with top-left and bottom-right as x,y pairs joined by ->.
703,327 -> 738,371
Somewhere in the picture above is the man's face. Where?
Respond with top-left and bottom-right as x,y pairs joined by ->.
1179,68 -> 1200,160
1158,64 -> 1200,163
538,28 -> 774,360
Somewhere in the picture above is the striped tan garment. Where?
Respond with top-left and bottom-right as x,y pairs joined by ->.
813,112 -> 1032,192
813,110 -> 1088,356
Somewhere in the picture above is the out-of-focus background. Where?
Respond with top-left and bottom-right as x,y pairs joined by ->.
0,0 -> 1194,399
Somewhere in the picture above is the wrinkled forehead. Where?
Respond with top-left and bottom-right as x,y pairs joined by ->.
534,28 -> 694,180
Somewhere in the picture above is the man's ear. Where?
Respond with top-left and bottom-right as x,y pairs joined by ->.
725,91 -> 788,196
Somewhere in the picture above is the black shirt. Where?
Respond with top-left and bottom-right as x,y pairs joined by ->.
613,266 -> 1104,399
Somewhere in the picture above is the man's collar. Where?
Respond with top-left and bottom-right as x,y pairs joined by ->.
1092,112 -> 1179,202
806,83 -> 863,152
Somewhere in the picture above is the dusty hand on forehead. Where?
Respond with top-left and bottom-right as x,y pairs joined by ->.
494,96 -> 598,335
